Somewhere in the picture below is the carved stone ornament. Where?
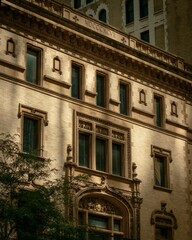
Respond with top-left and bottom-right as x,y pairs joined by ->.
96,125 -> 109,135
79,196 -> 120,215
151,202 -> 178,229
112,130 -> 125,140
79,120 -> 92,130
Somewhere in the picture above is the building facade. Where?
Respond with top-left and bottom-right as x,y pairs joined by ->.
1,0 -> 192,239
62,0 -> 192,65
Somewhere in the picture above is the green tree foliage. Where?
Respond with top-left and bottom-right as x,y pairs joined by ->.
0,134 -> 85,240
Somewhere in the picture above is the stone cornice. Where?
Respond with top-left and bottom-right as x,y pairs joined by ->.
1,0 -> 192,100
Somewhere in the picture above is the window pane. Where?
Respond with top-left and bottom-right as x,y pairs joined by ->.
89,215 -> 108,229
96,74 -> 105,107
96,138 -> 106,171
141,30 -> 150,42
156,226 -> 172,240
140,0 -> 148,18
72,64 -> 81,99
154,156 -> 167,187
74,0 -> 81,9
125,0 -> 134,24
154,96 -> 163,127
99,9 -> 107,23
112,143 -> 122,176
23,116 -> 39,154
120,83 -> 128,115
79,133 -> 89,167
114,219 -> 121,231
26,49 -> 39,84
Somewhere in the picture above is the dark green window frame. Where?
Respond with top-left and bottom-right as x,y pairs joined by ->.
79,133 -> 90,167
72,63 -> 82,99
23,116 -> 41,156
96,73 -> 106,107
26,47 -> 41,85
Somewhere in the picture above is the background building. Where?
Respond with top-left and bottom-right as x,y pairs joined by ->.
1,0 -> 192,239
61,0 -> 192,65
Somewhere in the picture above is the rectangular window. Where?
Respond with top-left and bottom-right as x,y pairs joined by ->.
120,82 -> 128,115
96,138 -> 106,172
23,116 -> 40,155
72,64 -> 81,99
26,48 -> 40,84
154,95 -> 163,127
140,30 -> 150,43
74,0 -> 81,9
154,155 -> 168,188
79,133 -> 90,167
126,0 -> 134,24
155,226 -> 172,240
140,0 -> 148,18
112,143 -> 122,176
77,116 -> 130,177
96,73 -> 106,107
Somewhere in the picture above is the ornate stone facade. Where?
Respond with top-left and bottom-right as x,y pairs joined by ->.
0,0 -> 192,239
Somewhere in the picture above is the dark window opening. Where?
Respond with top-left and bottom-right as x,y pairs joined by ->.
140,30 -> 150,42
96,73 -> 105,107
140,0 -> 148,18
99,9 -> 107,23
74,0 -> 81,9
26,48 -> 40,84
79,133 -> 90,167
72,64 -> 81,99
96,138 -> 106,172
23,116 -> 40,155
125,0 -> 134,24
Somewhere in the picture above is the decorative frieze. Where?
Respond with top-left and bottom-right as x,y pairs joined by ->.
96,125 -> 109,135
112,130 -> 125,140
79,120 -> 92,130
79,196 -> 120,215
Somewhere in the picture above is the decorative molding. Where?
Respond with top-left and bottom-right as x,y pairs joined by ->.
109,98 -> 120,106
165,118 -> 188,130
139,89 -> 147,105
79,119 -> 93,130
0,58 -> 25,72
52,56 -> 62,75
1,1 -> 192,100
151,145 -> 172,162
151,202 -> 178,229
96,125 -> 109,135
85,89 -> 97,97
18,103 -> 48,126
79,196 -> 121,215
6,38 -> 16,57
44,75 -> 71,89
132,106 -> 154,118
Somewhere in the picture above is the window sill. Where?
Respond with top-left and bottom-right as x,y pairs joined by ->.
139,16 -> 148,21
19,152 -> 44,161
153,185 -> 172,193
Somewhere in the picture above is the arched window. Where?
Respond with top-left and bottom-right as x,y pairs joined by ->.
74,0 -> 81,9
78,196 -> 129,239
125,0 -> 134,24
99,9 -> 107,23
